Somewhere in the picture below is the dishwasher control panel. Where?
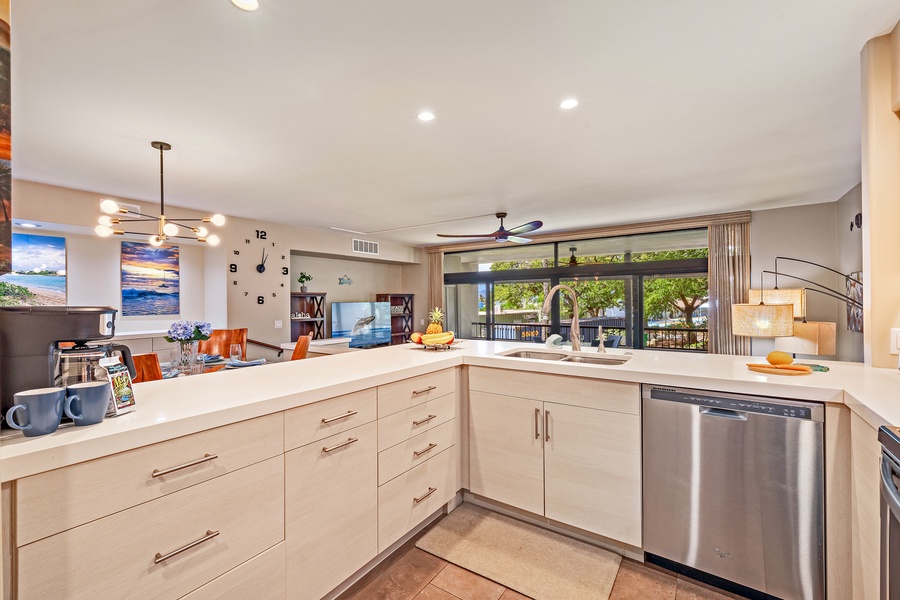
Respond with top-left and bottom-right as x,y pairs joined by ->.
647,387 -> 815,420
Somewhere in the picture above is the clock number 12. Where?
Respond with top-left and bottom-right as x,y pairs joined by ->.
256,230 -> 267,240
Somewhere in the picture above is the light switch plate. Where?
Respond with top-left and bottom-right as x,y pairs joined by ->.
890,328 -> 900,355
275,320 -> 283,329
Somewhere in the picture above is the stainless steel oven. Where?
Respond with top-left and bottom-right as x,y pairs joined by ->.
879,426 -> 900,600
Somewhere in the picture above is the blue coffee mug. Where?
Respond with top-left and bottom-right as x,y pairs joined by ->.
65,381 -> 112,426
6,387 -> 66,437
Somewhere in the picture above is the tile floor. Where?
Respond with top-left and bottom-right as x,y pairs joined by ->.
337,532 -> 745,600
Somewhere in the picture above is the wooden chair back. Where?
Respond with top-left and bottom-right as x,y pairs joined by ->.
290,333 -> 314,361
131,353 -> 163,383
198,328 -> 248,360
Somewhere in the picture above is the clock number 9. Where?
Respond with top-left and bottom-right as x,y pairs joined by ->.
256,230 -> 267,240
257,296 -> 265,305
282,267 -> 288,275
230,264 -> 237,273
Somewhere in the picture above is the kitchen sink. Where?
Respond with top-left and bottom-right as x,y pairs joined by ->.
498,348 -> 631,365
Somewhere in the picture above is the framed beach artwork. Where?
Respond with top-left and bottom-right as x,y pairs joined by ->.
0,233 -> 67,306
846,271 -> 863,333
121,241 -> 180,316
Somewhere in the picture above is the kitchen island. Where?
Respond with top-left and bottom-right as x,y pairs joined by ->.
1,341 -> 896,600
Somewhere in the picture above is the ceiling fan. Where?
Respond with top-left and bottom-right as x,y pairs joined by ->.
436,212 -> 543,244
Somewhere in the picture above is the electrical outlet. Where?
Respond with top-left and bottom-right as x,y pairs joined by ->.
275,320 -> 283,329
891,328 -> 900,355
420,319 -> 425,326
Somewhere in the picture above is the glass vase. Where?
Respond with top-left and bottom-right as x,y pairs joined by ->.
175,340 -> 199,375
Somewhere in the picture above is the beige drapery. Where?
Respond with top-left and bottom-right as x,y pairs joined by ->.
707,222 -> 751,355
427,251 -> 444,310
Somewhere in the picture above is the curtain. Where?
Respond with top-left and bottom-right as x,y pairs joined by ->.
707,222 -> 751,355
427,251 -> 444,311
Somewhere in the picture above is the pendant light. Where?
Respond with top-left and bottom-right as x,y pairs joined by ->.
95,141 -> 224,246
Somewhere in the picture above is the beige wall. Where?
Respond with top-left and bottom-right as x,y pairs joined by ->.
861,29 -> 900,368
834,184 -> 865,362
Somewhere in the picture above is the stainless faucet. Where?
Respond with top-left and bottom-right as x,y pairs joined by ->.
541,284 -> 581,352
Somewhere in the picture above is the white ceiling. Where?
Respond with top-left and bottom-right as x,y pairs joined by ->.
11,1 -> 900,247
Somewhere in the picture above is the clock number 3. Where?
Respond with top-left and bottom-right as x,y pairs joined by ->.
281,267 -> 288,275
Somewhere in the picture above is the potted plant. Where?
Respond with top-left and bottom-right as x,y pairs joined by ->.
165,320 -> 212,375
296,272 -> 313,293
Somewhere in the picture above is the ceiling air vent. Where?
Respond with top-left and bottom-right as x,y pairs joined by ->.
352,239 -> 379,256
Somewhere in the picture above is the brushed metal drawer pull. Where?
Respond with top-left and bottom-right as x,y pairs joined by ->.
534,408 -> 540,440
413,414 -> 437,426
321,410 -> 358,424
154,529 -> 220,564
412,386 -> 437,396
414,487 -> 437,504
413,443 -> 438,457
152,453 -> 219,478
545,410 -> 551,442
322,437 -> 359,453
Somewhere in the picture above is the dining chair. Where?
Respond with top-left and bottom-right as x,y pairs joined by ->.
131,353 -> 163,383
198,328 -> 248,361
290,333 -> 314,361
591,335 -> 623,349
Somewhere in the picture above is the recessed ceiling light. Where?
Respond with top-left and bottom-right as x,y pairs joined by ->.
230,0 -> 259,11
417,111 -> 435,122
560,98 -> 579,110
15,222 -> 40,228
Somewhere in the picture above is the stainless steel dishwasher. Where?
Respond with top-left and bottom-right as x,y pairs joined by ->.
642,385 -> 825,600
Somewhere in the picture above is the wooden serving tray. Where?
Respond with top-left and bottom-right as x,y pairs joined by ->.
747,364 -> 812,376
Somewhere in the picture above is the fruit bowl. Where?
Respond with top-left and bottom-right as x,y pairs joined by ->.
409,340 -> 461,351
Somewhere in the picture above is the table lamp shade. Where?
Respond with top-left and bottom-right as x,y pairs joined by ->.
731,303 -> 794,337
748,288 -> 806,319
773,321 -> 836,356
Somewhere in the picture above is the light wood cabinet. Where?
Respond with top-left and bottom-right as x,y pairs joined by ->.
180,543 -> 286,600
378,419 -> 456,486
284,388 -> 377,451
17,456 -> 285,600
16,413 -> 284,547
377,368 -> 457,418
286,421 -> 377,600
378,392 -> 456,450
468,367 -> 641,545
850,412 -> 882,600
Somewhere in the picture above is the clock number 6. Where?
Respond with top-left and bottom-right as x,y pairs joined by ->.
257,296 -> 265,304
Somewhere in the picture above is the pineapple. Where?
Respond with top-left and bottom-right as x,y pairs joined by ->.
426,307 -> 444,335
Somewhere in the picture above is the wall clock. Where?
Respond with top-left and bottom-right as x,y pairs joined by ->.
229,229 -> 289,306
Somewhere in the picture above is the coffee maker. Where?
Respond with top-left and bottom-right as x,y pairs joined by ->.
0,306 -> 136,422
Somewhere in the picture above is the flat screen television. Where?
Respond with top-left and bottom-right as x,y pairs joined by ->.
331,301 -> 392,348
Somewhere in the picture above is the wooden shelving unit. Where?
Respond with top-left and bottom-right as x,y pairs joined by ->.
290,292 -> 326,341
376,293 -> 414,346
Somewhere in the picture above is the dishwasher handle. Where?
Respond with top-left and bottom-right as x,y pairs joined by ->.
699,407 -> 748,421
881,454 -> 900,523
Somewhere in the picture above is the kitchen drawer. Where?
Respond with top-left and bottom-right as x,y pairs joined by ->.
468,366 -> 639,415
284,388 -> 377,451
377,368 -> 457,418
378,392 -> 456,450
378,419 -> 456,485
378,446 -> 458,552
17,455 -> 285,600
16,412 -> 284,546
286,421 -> 377,600
180,542 -> 286,600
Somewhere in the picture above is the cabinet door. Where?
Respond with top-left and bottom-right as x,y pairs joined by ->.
543,402 -> 641,546
286,421 -> 377,600
468,391 -> 544,515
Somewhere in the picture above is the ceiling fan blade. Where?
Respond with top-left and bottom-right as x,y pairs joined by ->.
506,220 -> 543,235
506,236 -> 532,244
436,233 -> 498,238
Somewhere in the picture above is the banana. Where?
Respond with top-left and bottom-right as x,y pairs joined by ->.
422,331 -> 454,345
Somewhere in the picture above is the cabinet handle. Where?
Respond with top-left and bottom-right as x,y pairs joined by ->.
414,487 -> 437,504
152,453 -> 218,478
412,386 -> 437,396
534,408 -> 541,440
413,443 -> 438,457
154,529 -> 220,564
322,437 -> 359,453
321,410 -> 358,424
413,414 -> 437,426
545,410 -> 551,442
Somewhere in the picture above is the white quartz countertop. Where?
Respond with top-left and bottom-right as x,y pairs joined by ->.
3,340 -> 898,482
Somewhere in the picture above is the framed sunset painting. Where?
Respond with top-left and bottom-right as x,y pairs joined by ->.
121,241 -> 179,316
